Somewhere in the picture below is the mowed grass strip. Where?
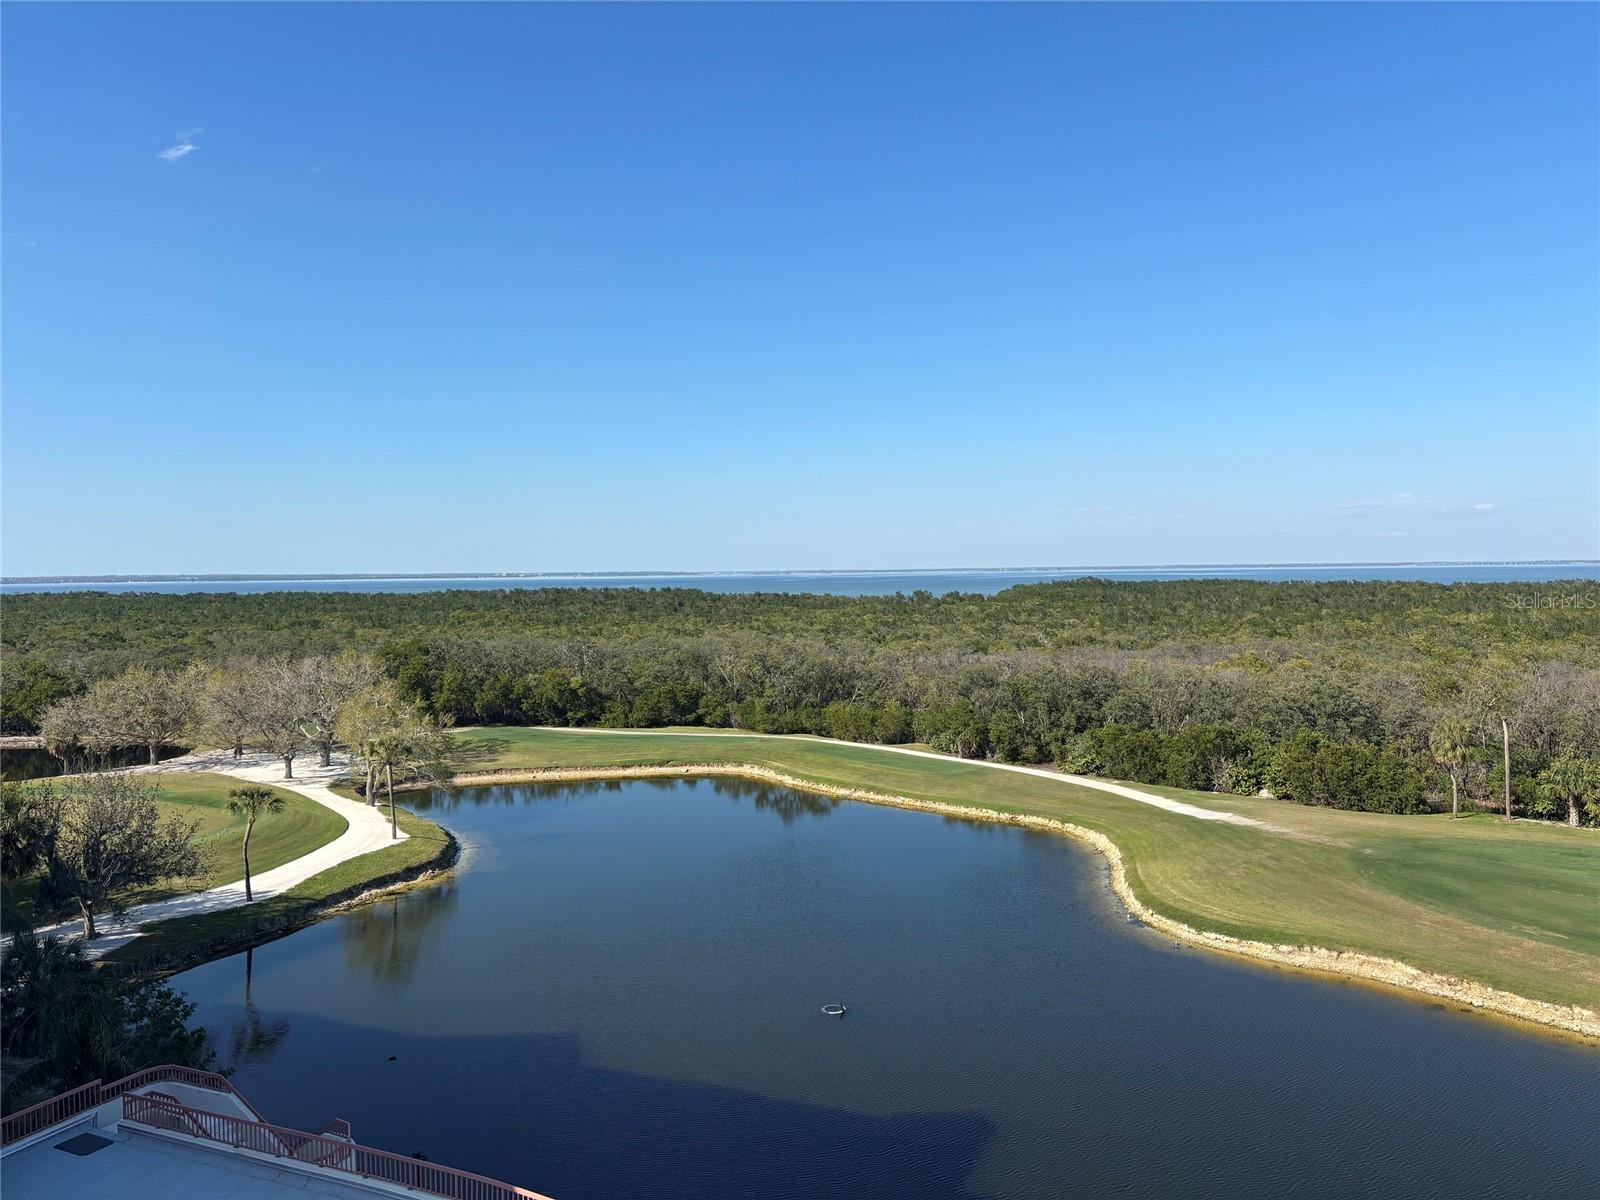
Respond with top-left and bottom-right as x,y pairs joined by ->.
451,727 -> 1600,1011
107,807 -> 452,971
134,772 -> 348,902
8,772 -> 348,923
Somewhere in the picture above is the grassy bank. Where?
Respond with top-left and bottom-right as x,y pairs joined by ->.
105,806 -> 455,977
7,772 -> 347,926
147,773 -> 348,896
448,727 -> 1600,1017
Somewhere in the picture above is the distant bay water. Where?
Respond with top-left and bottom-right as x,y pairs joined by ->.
3,563 -> 1596,596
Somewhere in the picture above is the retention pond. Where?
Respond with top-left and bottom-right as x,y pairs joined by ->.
171,778 -> 1599,1199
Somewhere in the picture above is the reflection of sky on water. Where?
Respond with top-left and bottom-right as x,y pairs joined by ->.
171,779 -> 1600,1200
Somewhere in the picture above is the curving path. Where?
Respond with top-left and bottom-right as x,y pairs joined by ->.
32,728 -> 1257,956
522,727 -> 1268,827
33,749 -> 406,956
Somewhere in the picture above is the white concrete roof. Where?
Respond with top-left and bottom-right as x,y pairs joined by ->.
2,1123 -> 383,1200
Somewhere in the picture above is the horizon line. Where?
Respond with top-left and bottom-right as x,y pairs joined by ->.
4,558 -> 1598,585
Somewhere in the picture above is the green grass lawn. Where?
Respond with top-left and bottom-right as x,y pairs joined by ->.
449,726 -> 1600,1012
107,806 -> 453,972
145,773 -> 348,897
9,772 -> 347,924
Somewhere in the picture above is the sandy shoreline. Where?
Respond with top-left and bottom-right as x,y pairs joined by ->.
437,762 -> 1600,1043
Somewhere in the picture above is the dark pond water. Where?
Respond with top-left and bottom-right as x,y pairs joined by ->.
5,563 -> 1598,595
171,779 -> 1599,1200
0,743 -> 188,782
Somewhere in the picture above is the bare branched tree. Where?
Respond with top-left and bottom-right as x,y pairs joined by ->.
34,774 -> 202,938
37,694 -> 110,773
194,661 -> 264,759
252,660 -> 314,779
88,666 -> 197,764
299,653 -> 382,767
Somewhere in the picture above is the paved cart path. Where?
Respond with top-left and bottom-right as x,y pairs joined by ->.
30,749 -> 404,955
518,727 -> 1268,826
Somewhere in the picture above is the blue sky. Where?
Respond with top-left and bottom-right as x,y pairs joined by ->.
3,3 -> 1596,574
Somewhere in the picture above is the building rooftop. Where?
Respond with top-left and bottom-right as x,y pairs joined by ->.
4,1121 -> 384,1200
0,1065 -> 552,1200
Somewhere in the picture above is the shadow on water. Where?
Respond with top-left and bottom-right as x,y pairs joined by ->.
213,1011 -> 994,1200
175,778 -> 1600,1200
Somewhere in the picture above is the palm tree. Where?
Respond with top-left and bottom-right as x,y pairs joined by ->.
335,684 -> 406,807
1538,752 -> 1600,828
368,710 -> 454,840
1428,717 -> 1473,818
226,785 -> 285,901
368,732 -> 408,840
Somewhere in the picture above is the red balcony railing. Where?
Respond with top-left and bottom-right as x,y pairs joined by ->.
0,1064 -> 250,1146
0,1079 -> 102,1147
122,1091 -> 553,1200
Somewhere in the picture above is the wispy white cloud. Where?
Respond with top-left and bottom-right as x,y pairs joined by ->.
1335,492 -> 1415,513
1471,502 -> 1497,511
158,127 -> 204,161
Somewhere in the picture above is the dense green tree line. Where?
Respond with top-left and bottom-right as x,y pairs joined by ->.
5,580 -> 1598,666
4,581 -> 1597,820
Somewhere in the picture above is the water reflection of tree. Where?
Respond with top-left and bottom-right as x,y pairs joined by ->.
707,778 -> 838,824
426,775 -> 838,823
423,779 -> 625,812
224,946 -> 289,1067
340,883 -> 459,985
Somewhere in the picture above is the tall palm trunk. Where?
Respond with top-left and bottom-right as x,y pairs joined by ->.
1449,773 -> 1460,817
79,900 -> 96,940
386,764 -> 397,839
1501,717 -> 1512,820
366,761 -> 377,806
242,818 -> 255,901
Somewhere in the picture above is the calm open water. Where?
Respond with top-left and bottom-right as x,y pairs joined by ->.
5,563 -> 1597,596
171,779 -> 1599,1200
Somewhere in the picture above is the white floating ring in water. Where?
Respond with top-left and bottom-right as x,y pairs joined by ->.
821,1004 -> 847,1017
